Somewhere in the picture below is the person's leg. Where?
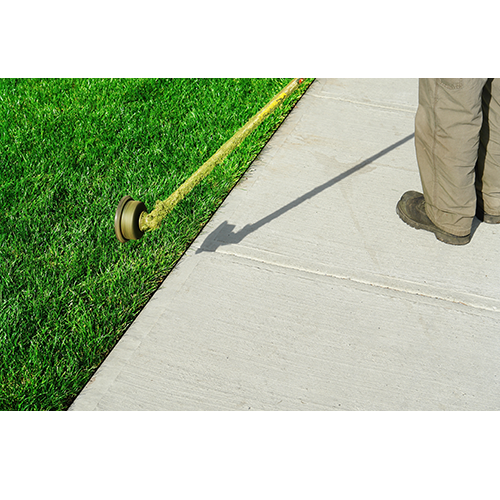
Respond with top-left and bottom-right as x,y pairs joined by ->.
476,78 -> 500,222
415,78 -> 487,236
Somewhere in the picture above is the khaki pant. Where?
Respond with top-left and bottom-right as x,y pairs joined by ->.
415,78 -> 500,236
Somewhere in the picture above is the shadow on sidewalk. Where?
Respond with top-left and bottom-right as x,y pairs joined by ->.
196,133 -> 415,253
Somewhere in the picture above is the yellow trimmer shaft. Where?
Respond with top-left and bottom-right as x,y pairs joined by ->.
114,78 -> 305,243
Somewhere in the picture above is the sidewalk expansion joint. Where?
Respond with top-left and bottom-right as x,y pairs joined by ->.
215,248 -> 500,316
308,93 -> 417,114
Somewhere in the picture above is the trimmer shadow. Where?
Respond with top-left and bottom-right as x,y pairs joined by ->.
196,133 -> 415,253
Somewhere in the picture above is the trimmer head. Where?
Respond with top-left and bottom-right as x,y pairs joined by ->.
114,195 -> 147,242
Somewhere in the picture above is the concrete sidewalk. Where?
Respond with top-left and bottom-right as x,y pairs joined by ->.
70,79 -> 500,411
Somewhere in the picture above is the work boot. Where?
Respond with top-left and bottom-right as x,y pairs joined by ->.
482,213 -> 500,223
396,191 -> 471,245
476,202 -> 500,224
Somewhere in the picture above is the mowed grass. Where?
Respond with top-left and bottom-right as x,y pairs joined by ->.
0,78 -> 312,410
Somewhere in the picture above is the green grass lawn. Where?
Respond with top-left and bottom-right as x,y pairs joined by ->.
0,78 -> 312,410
